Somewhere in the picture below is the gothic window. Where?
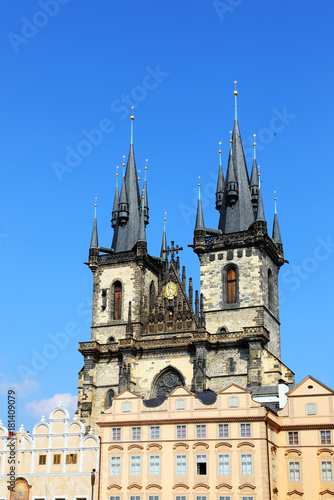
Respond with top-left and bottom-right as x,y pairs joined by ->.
220,327 -> 227,334
108,337 -> 115,344
113,281 -> 122,320
227,357 -> 235,374
153,368 -> 184,397
107,389 -> 114,408
227,268 -> 236,303
268,269 -> 274,311
149,281 -> 156,311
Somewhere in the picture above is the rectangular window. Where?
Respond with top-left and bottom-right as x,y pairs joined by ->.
220,497 -> 231,500
240,423 -> 252,438
241,454 -> 253,475
218,454 -> 230,475
150,426 -> 160,440
176,399 -> 185,410
149,455 -> 160,476
130,497 -> 141,500
288,431 -> 299,445
148,496 -> 159,500
175,497 -> 187,500
196,497 -> 207,500
229,397 -> 238,408
176,455 -> 187,476
218,424 -> 229,438
196,424 -> 207,439
66,453 -> 77,464
111,427 -> 121,441
122,401 -> 131,412
320,430 -> 332,445
130,456 -> 141,476
39,454 -> 46,465
241,497 -> 254,500
272,458 -> 276,480
110,497 -> 121,500
110,456 -> 121,476
53,454 -> 61,465
321,461 -> 333,482
176,425 -> 187,439
289,461 -> 301,482
306,403 -> 317,415
196,454 -> 207,475
270,428 -> 275,443
131,427 -> 142,440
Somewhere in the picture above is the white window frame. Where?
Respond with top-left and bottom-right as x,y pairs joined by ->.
148,496 -> 160,500
110,456 -> 121,476
175,496 -> 187,500
196,454 -> 207,476
129,496 -> 141,500
241,497 -> 254,500
240,423 -> 252,438
176,454 -> 187,476
241,454 -> 253,475
149,455 -> 160,476
176,425 -> 187,439
109,497 -> 121,500
321,461 -> 333,482
196,496 -> 207,500
176,399 -> 185,410
131,426 -> 142,441
320,430 -> 332,445
229,396 -> 239,408
195,424 -> 207,439
220,497 -> 231,500
130,455 -> 141,476
218,423 -> 229,438
122,401 -> 131,412
288,431 -> 299,445
289,461 -> 301,482
306,403 -> 317,415
218,454 -> 230,475
150,426 -> 160,440
111,427 -> 121,441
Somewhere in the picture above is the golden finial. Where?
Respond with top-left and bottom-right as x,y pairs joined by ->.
274,190 -> 277,214
145,159 -> 148,170
253,133 -> 256,147
218,141 -> 222,154
122,155 -> 125,166
137,169 -> 141,182
130,106 -> 134,120
94,196 -> 97,208
116,165 -> 119,177
164,211 -> 167,222
234,80 -> 238,96
198,175 -> 201,187
258,166 -> 261,189
229,130 -> 232,143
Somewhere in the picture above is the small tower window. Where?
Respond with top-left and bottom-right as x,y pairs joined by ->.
227,268 -> 237,304
113,281 -> 122,320
227,357 -> 234,374
149,281 -> 156,311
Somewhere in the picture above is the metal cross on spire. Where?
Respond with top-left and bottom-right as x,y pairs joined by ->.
166,241 -> 183,261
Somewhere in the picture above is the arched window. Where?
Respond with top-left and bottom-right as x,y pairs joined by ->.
268,269 -> 274,311
227,357 -> 234,374
220,327 -> 227,334
227,268 -> 237,304
113,281 -> 122,320
108,337 -> 115,344
149,281 -> 156,311
107,389 -> 114,408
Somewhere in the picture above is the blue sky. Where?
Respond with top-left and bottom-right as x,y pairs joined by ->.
1,1 -> 334,431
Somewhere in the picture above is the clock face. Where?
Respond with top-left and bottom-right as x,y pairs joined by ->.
165,281 -> 177,300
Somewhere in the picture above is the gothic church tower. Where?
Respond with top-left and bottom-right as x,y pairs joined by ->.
77,97 -> 294,432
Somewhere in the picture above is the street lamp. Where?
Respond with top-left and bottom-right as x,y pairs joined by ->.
91,468 -> 96,500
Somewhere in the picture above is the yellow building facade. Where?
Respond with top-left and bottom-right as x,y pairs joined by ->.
0,403 -> 99,500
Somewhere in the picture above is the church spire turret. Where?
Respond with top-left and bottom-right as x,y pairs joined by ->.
118,162 -> 129,224
218,84 -> 255,233
256,171 -> 266,223
195,179 -> 205,231
138,195 -> 146,243
250,134 -> 259,209
111,166 -> 120,228
90,198 -> 98,249
160,213 -> 167,261
272,194 -> 282,245
215,142 -> 225,211
141,159 -> 149,225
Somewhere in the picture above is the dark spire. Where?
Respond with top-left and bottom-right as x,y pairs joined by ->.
195,180 -> 205,231
160,213 -> 167,261
138,195 -> 146,242
250,135 -> 259,209
215,142 -> 225,211
218,84 -> 255,233
111,166 -> 120,228
272,195 -> 282,244
90,199 -> 98,249
141,159 -> 149,225
111,112 -> 142,253
256,177 -> 266,222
